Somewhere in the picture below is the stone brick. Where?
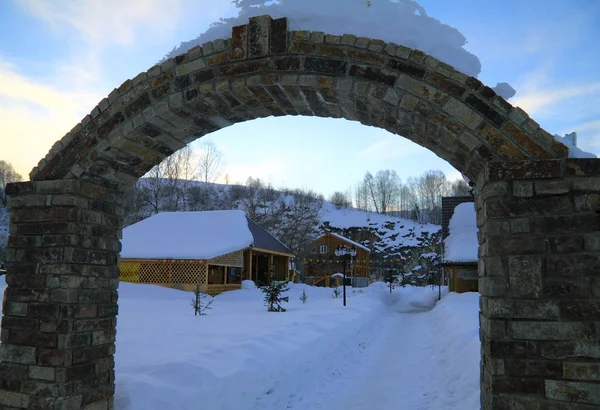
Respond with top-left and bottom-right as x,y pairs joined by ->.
305,57 -> 348,75
566,158 -> 600,177
348,65 -> 396,86
545,380 -> 600,405
480,313 -> 507,339
247,15 -> 272,58
544,235 -> 584,253
535,180 -> 570,195
29,365 -> 56,381
563,362 -> 600,381
573,177 -> 600,192
487,159 -> 563,181
510,321 -> 593,340
442,98 -> 482,130
544,254 -> 600,277
544,279 -> 591,299
531,215 -> 600,235
270,17 -> 288,55
0,390 -> 29,407
574,194 -> 600,212
0,344 -> 36,364
508,255 -> 542,298
509,218 -> 530,234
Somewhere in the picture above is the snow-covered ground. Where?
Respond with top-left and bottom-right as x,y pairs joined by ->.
112,280 -> 479,409
0,276 -> 480,410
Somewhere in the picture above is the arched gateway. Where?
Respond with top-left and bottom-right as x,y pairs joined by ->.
1,15 -> 599,410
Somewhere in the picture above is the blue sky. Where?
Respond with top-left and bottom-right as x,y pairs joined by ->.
1,0 -> 598,198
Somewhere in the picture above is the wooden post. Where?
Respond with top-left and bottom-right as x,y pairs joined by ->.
224,265 -> 228,284
268,253 -> 274,282
248,250 -> 253,281
285,256 -> 290,281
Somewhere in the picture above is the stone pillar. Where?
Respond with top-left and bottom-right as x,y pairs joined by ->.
0,180 -> 123,410
476,158 -> 600,409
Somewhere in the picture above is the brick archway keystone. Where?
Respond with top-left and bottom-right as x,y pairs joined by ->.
1,14 -> 599,410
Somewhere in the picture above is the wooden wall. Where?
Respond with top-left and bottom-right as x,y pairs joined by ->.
306,233 -> 371,278
444,264 -> 478,293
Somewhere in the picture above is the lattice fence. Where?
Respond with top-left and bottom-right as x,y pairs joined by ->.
120,259 -> 208,287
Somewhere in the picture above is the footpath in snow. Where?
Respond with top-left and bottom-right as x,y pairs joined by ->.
249,284 -> 480,410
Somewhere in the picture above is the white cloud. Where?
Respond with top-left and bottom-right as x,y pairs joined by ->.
17,0 -> 183,47
2,0 -> 237,180
0,60 -> 104,179
512,82 -> 600,118
359,137 -> 422,160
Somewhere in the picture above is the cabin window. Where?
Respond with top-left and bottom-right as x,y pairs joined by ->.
457,269 -> 477,280
311,247 -> 317,254
228,267 -> 242,284
319,245 -> 328,254
208,265 -> 225,284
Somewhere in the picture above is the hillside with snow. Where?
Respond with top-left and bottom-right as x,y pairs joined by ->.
0,181 -> 441,281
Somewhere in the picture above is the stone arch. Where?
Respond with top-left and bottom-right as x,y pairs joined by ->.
2,15 -> 600,410
29,15 -> 567,187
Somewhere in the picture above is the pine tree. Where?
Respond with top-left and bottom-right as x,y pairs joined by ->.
191,284 -> 213,315
259,281 -> 290,312
300,288 -> 308,304
332,286 -> 342,299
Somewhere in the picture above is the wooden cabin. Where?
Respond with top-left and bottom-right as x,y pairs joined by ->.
303,233 -> 371,287
441,198 -> 479,293
119,210 -> 294,296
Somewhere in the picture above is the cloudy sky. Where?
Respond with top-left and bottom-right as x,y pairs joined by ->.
1,0 -> 598,198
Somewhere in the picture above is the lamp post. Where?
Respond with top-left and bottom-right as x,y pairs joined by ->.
334,245 -> 357,307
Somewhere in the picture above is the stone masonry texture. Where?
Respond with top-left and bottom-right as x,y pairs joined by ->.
0,14 -> 598,409
476,158 -> 600,410
1,180 -> 123,410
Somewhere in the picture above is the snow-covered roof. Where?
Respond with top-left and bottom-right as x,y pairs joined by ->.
320,232 -> 371,253
121,210 -> 254,260
443,202 -> 478,264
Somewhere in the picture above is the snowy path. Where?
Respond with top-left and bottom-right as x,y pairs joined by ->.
251,299 -> 440,410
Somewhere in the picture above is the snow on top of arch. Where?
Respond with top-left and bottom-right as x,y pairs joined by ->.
164,0 -> 482,77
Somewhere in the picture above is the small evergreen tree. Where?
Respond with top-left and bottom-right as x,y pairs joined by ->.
191,284 -> 213,316
300,288 -> 308,304
332,286 -> 342,299
259,281 -> 290,312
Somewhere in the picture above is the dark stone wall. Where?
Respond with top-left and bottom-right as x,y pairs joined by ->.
476,158 -> 600,409
1,180 -> 123,409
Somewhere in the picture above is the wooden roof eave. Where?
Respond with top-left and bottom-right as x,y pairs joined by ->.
249,246 -> 295,258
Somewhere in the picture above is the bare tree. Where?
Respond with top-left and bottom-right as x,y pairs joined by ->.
138,145 -> 199,214
353,181 -> 370,211
363,172 -> 379,213
407,170 -> 449,224
448,178 -> 472,197
235,177 -> 282,230
329,191 -> 351,209
0,160 -> 23,205
373,169 -> 400,214
275,188 -> 323,255
196,140 -> 224,184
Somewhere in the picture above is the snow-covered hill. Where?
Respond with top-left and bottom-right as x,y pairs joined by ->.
321,201 -> 440,253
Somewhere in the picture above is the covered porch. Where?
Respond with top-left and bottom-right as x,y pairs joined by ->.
243,248 -> 291,286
